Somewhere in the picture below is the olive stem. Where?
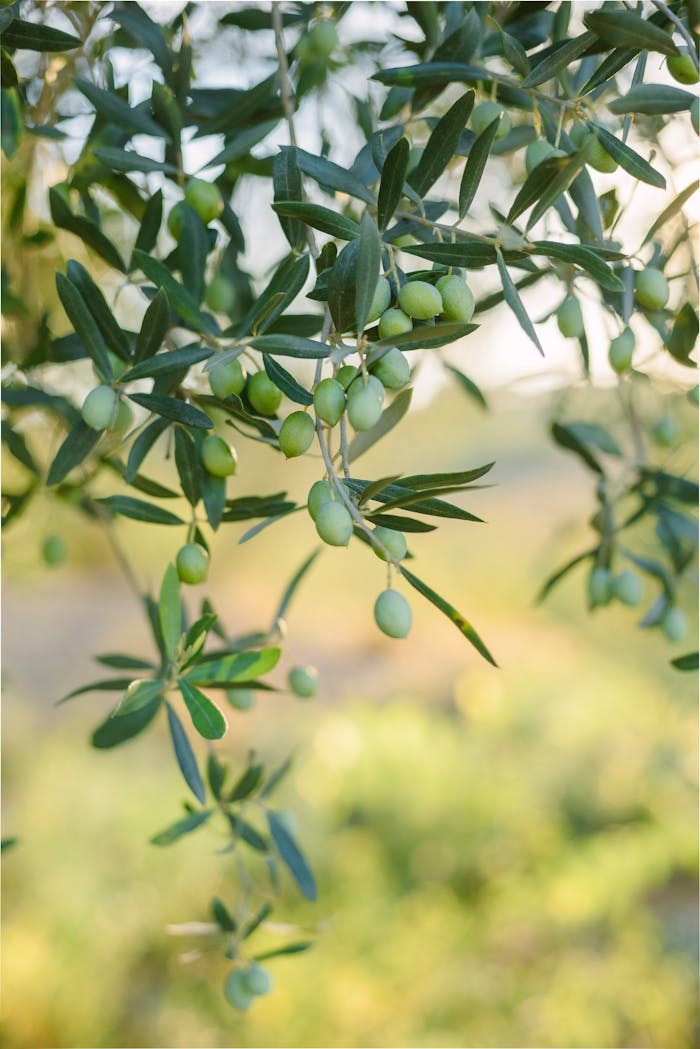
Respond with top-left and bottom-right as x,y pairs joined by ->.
339,416 -> 351,478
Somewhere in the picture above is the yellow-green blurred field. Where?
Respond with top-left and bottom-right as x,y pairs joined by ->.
2,385 -> 698,1048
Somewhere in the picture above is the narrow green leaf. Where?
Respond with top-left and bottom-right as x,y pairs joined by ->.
399,565 -> 497,665
253,941 -> 314,962
46,420 -> 101,486
368,484 -> 483,520
443,362 -> 488,410
408,91 -> 474,197
57,677 -> 134,705
550,421 -> 603,474
398,463 -> 494,490
377,137 -> 409,232
328,239 -> 359,334
371,62 -> 484,88
271,201 -> 360,241
249,334 -> 331,359
150,809 -> 212,846
348,387 -> 412,464
113,678 -> 165,716
580,47 -> 638,95
166,702 -> 206,804
292,146 -> 375,204
506,148 -> 588,227
263,356 -> 312,406
228,762 -> 265,802
368,512 -> 437,533
159,563 -> 182,660
495,249 -> 543,356
671,652 -> 699,671
122,342 -> 211,381
132,250 -> 218,335
74,77 -> 167,138
65,260 -> 131,361
134,288 -> 169,363
127,392 -> 213,429
1,18 -> 82,51
178,679 -> 227,740
205,119 -> 279,168
521,32 -> 598,88
536,549 -> 596,604
642,181 -> 699,247
201,472 -> 226,530
173,425 -> 201,506
266,810 -> 317,901
583,10 -> 679,57
608,84 -> 694,115
273,550 -> 321,624
1,49 -> 18,88
133,190 -> 163,258
459,117 -> 499,219
186,647 -> 281,685
95,653 -> 157,671
179,204 -> 208,304
91,695 -> 161,748
92,146 -> 177,174
355,213 -> 382,335
588,122 -> 665,189
125,416 -> 170,482
272,146 -> 305,250
531,241 -> 624,292
97,495 -> 184,525
55,273 -> 112,381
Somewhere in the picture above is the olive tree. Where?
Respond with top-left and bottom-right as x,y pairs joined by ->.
1,0 -> 697,1010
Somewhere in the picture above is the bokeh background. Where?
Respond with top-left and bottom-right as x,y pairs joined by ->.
2,2 -> 699,1047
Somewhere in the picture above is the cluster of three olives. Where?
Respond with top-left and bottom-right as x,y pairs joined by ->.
378,273 -> 475,343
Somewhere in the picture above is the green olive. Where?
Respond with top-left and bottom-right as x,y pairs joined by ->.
398,281 -> 442,320
166,201 -> 185,240
209,356 -> 246,400
436,275 -> 475,323
279,411 -> 315,458
660,606 -> 688,643
587,135 -> 618,174
201,434 -> 237,477
242,964 -> 273,996
370,347 -> 410,390
346,375 -> 384,431
588,566 -> 612,608
634,267 -> 669,310
224,969 -> 254,1011
668,47 -> 699,85
42,534 -> 67,567
525,139 -> 564,173
184,178 -> 223,224
226,688 -> 256,711
247,371 -> 283,416
205,276 -> 236,314
307,479 -> 334,521
611,569 -> 643,606
313,377 -> 346,425
378,308 -> 412,340
176,543 -> 209,585
608,327 -> 635,373
365,276 -> 392,326
336,364 -> 359,389
315,500 -> 353,546
471,101 -> 511,139
651,415 -> 680,447
556,295 -> 584,338
81,385 -> 118,430
288,665 -> 319,699
372,525 -> 407,562
374,589 -> 412,638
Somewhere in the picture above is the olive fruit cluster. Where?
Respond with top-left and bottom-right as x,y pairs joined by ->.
588,567 -> 643,609
224,964 -> 273,1011
380,273 -> 475,338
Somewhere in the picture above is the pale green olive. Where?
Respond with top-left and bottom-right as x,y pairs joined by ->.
167,201 -> 185,240
288,665 -> 319,699
611,569 -> 643,606
668,47 -> 699,85
201,434 -> 237,477
81,385 -> 118,430
315,501 -> 353,546
205,276 -> 236,314
247,371 -> 283,416
608,327 -> 635,373
176,543 -> 209,585
224,969 -> 254,1011
307,479 -> 334,520
336,364 -> 359,389
556,295 -> 584,338
209,357 -> 246,400
313,377 -> 346,425
661,606 -> 688,643
471,101 -> 511,139
279,411 -> 315,458
346,375 -> 384,431
398,281 -> 442,320
374,588 -> 412,638
184,178 -> 223,224
365,276 -> 392,325
436,275 -> 475,323
378,308 -> 412,340
372,525 -> 407,562
651,415 -> 680,447
42,534 -> 67,567
634,267 -> 669,310
588,566 -> 612,608
242,964 -> 273,996
370,347 -> 410,390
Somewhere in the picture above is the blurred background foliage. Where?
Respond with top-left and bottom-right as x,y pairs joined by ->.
3,384 -> 697,1048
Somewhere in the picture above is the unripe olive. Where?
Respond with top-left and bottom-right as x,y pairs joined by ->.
525,139 -> 564,173
201,434 -> 237,477
279,410 -> 315,458
588,566 -> 613,607
668,47 -> 699,85
242,964 -> 273,997
370,347 -> 410,390
436,275 -> 475,323
92,350 -> 127,383
588,135 -> 618,174
406,146 -> 422,173
398,281 -> 442,320
611,569 -> 643,606
346,375 -> 385,431
471,101 -> 511,140
309,19 -> 338,57
81,385 -> 118,430
167,201 -> 185,240
391,233 -> 418,248
336,364 -> 359,389
651,415 -> 680,447
42,534 -> 67,567
634,267 -> 669,310
313,377 -> 345,425
247,371 -> 283,416
224,969 -> 254,1011
365,276 -> 392,326
209,357 -> 246,400
176,543 -> 209,585
315,500 -> 353,546
608,327 -> 635,373
288,665 -> 319,699
660,606 -> 688,643
205,276 -> 236,314
692,97 -> 699,135
112,400 -> 134,436
378,307 -> 412,339
688,384 -> 699,407
307,478 -> 333,520
184,178 -> 223,224
374,588 -> 412,638
226,688 -> 256,711
372,526 -> 407,562
569,124 -> 588,149
556,295 -> 584,338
